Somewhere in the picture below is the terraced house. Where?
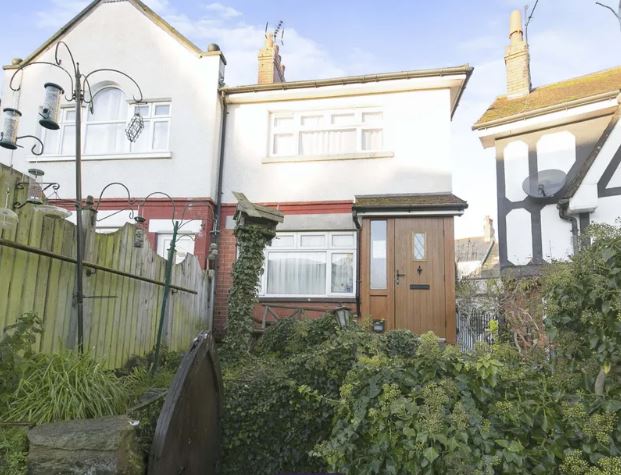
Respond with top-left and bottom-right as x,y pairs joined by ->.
474,9 -> 621,273
0,0 -> 472,341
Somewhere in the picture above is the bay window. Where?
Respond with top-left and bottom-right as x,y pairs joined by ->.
261,231 -> 356,298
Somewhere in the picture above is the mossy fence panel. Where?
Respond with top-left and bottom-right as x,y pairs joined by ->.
0,164 -> 210,368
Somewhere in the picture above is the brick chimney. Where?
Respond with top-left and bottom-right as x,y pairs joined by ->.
258,33 -> 285,84
483,215 -> 495,243
505,9 -> 531,98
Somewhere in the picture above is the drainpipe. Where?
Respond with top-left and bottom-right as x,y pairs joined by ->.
557,199 -> 579,254
207,90 -> 227,333
352,209 -> 361,318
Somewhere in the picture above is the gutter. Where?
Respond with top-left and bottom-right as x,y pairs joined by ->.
557,199 -> 579,254
221,65 -> 473,95
473,91 -> 619,131
207,89 -> 228,332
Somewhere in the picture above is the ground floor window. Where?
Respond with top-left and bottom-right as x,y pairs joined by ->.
260,231 -> 356,298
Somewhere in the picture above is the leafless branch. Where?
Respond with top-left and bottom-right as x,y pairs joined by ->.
595,1 -> 621,30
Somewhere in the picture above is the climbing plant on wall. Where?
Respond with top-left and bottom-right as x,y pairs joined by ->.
221,223 -> 276,359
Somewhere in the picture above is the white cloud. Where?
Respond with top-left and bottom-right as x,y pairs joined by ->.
35,0 -> 90,29
135,1 -> 353,85
203,2 -> 242,19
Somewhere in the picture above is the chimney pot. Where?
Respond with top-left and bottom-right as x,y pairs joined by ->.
258,32 -> 285,84
504,9 -> 531,98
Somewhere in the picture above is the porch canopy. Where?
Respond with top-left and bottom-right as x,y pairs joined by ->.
353,193 -> 468,217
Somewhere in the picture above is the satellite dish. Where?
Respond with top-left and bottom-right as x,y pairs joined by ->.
521,169 -> 567,198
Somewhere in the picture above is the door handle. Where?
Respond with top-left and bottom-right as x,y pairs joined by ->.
396,270 -> 406,285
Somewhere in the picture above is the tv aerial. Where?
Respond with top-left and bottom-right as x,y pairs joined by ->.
521,169 -> 567,198
264,20 -> 285,45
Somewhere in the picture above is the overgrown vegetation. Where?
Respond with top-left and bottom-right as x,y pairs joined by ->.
0,311 -> 183,474
222,223 -> 621,474
221,223 -> 276,360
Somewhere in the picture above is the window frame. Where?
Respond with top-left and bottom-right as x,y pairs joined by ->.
260,231 -> 357,298
269,108 -> 385,159
40,87 -> 172,158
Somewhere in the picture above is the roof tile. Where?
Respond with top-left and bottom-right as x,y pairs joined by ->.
474,66 -> 621,128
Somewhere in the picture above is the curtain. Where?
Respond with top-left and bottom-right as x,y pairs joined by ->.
267,252 -> 326,295
331,253 -> 353,293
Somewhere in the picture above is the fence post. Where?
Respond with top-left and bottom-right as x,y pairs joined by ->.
81,195 -> 97,352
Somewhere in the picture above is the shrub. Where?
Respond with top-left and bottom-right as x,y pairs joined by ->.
0,427 -> 28,475
221,314 -> 379,474
544,223 -> 621,396
314,333 -> 621,474
0,313 -> 42,409
5,351 -> 127,424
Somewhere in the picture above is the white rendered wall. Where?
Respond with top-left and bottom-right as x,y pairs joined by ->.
537,131 -> 576,173
0,2 -> 223,201
540,204 -> 573,261
506,208 -> 532,265
221,87 -> 453,203
570,119 -> 621,212
591,196 -> 621,224
503,141 -> 528,202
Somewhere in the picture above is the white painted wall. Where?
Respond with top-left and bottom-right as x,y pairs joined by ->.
0,1 -> 223,201
503,140 -> 528,202
221,85 -> 454,203
570,119 -> 621,213
591,196 -> 621,224
506,208 -> 532,265
540,204 -> 573,261
537,131 -> 576,173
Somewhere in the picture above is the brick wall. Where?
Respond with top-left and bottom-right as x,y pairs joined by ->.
212,201 -> 356,336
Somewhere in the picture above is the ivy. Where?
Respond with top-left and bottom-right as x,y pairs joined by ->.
221,223 -> 276,360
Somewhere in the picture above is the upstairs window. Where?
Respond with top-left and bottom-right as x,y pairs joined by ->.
41,86 -> 171,157
84,87 -> 129,155
270,109 -> 384,158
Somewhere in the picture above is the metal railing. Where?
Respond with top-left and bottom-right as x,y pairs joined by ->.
456,300 -> 500,352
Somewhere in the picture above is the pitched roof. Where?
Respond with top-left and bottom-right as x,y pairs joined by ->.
563,108 -> 621,199
474,66 -> 621,129
353,193 -> 468,212
455,237 -> 493,262
3,0 -> 204,70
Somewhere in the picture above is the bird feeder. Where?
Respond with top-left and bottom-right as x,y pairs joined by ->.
126,110 -> 144,143
25,168 -> 45,205
134,214 -> 146,248
0,207 -> 18,231
39,83 -> 64,130
35,204 -> 71,219
0,108 -> 22,150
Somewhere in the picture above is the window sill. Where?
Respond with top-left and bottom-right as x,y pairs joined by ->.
262,151 -> 394,164
259,296 -> 356,303
28,152 -> 173,162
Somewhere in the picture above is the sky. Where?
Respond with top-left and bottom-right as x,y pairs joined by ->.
0,0 -> 619,238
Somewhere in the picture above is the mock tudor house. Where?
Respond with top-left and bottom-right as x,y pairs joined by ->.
474,10 -> 621,274
0,0 -> 472,341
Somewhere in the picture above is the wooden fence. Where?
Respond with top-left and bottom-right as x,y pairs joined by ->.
0,164 -> 210,368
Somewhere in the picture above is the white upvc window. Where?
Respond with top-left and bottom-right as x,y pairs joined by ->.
157,233 -> 196,264
269,108 -> 384,158
260,231 -> 357,298
42,87 -> 171,157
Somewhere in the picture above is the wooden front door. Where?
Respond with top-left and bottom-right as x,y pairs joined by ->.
394,218 -> 448,338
